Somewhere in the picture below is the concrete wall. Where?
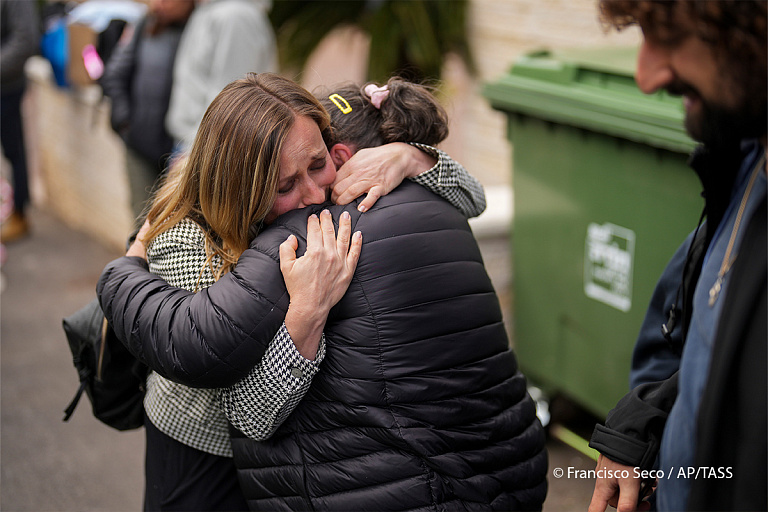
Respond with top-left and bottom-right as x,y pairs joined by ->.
24,57 -> 133,251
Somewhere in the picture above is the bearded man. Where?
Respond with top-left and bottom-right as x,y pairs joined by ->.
587,2 -> 767,511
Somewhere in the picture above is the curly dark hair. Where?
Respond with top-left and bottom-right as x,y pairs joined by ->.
599,1 -> 767,71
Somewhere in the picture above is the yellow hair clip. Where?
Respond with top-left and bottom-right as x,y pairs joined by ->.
329,93 -> 352,114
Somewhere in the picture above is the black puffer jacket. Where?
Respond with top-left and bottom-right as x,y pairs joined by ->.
98,182 -> 548,511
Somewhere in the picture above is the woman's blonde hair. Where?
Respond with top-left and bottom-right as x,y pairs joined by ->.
144,73 -> 331,279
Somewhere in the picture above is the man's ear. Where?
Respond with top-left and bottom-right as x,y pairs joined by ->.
330,143 -> 354,169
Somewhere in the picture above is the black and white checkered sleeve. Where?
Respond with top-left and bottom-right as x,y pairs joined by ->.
147,218 -> 217,290
219,322 -> 326,440
407,142 -> 487,218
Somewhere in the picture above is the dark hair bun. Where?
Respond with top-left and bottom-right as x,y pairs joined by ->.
379,78 -> 448,147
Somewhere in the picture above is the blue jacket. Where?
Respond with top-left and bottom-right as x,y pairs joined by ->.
589,142 -> 766,511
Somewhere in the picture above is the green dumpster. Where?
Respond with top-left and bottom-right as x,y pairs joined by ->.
483,48 -> 703,419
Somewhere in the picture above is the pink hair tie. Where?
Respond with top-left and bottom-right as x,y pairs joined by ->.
364,84 -> 390,109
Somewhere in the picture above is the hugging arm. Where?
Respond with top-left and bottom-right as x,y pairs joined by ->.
141,217 -> 330,440
219,327 -> 326,440
332,142 -> 486,218
97,246 -> 290,389
407,143 -> 486,218
98,210 -> 359,405
220,209 -> 360,439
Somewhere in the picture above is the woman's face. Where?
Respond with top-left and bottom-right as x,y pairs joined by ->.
264,115 -> 336,224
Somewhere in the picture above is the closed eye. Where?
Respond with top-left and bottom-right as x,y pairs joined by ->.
278,179 -> 296,194
310,158 -> 326,171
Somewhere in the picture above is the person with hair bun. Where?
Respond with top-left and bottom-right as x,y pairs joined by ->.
322,77 -> 484,218
99,75 -> 547,510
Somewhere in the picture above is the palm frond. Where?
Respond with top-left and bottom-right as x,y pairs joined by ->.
270,0 -> 473,82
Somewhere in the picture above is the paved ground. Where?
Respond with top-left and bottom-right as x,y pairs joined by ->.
1,207 -> 597,511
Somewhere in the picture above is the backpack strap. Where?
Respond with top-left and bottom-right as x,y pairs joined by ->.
63,379 -> 88,421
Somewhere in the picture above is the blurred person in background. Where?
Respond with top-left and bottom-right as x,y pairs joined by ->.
588,2 -> 767,511
165,0 -> 277,153
98,74 -> 546,511
1,0 -> 39,241
101,0 -> 196,225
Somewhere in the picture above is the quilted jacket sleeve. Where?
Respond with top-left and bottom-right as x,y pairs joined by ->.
96,245 -> 290,389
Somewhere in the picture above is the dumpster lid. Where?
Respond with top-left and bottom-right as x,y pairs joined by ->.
483,47 -> 696,153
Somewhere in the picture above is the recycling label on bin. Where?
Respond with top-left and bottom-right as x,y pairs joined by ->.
584,222 -> 635,312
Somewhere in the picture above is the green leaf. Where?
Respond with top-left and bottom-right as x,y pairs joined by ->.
268,0 -> 474,82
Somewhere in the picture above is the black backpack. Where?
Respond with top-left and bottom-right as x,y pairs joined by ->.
62,298 -> 147,430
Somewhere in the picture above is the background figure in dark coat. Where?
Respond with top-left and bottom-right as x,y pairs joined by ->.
1,0 -> 39,241
101,0 -> 195,223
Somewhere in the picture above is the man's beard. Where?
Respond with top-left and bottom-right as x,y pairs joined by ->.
685,97 -> 768,149
671,78 -> 767,149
